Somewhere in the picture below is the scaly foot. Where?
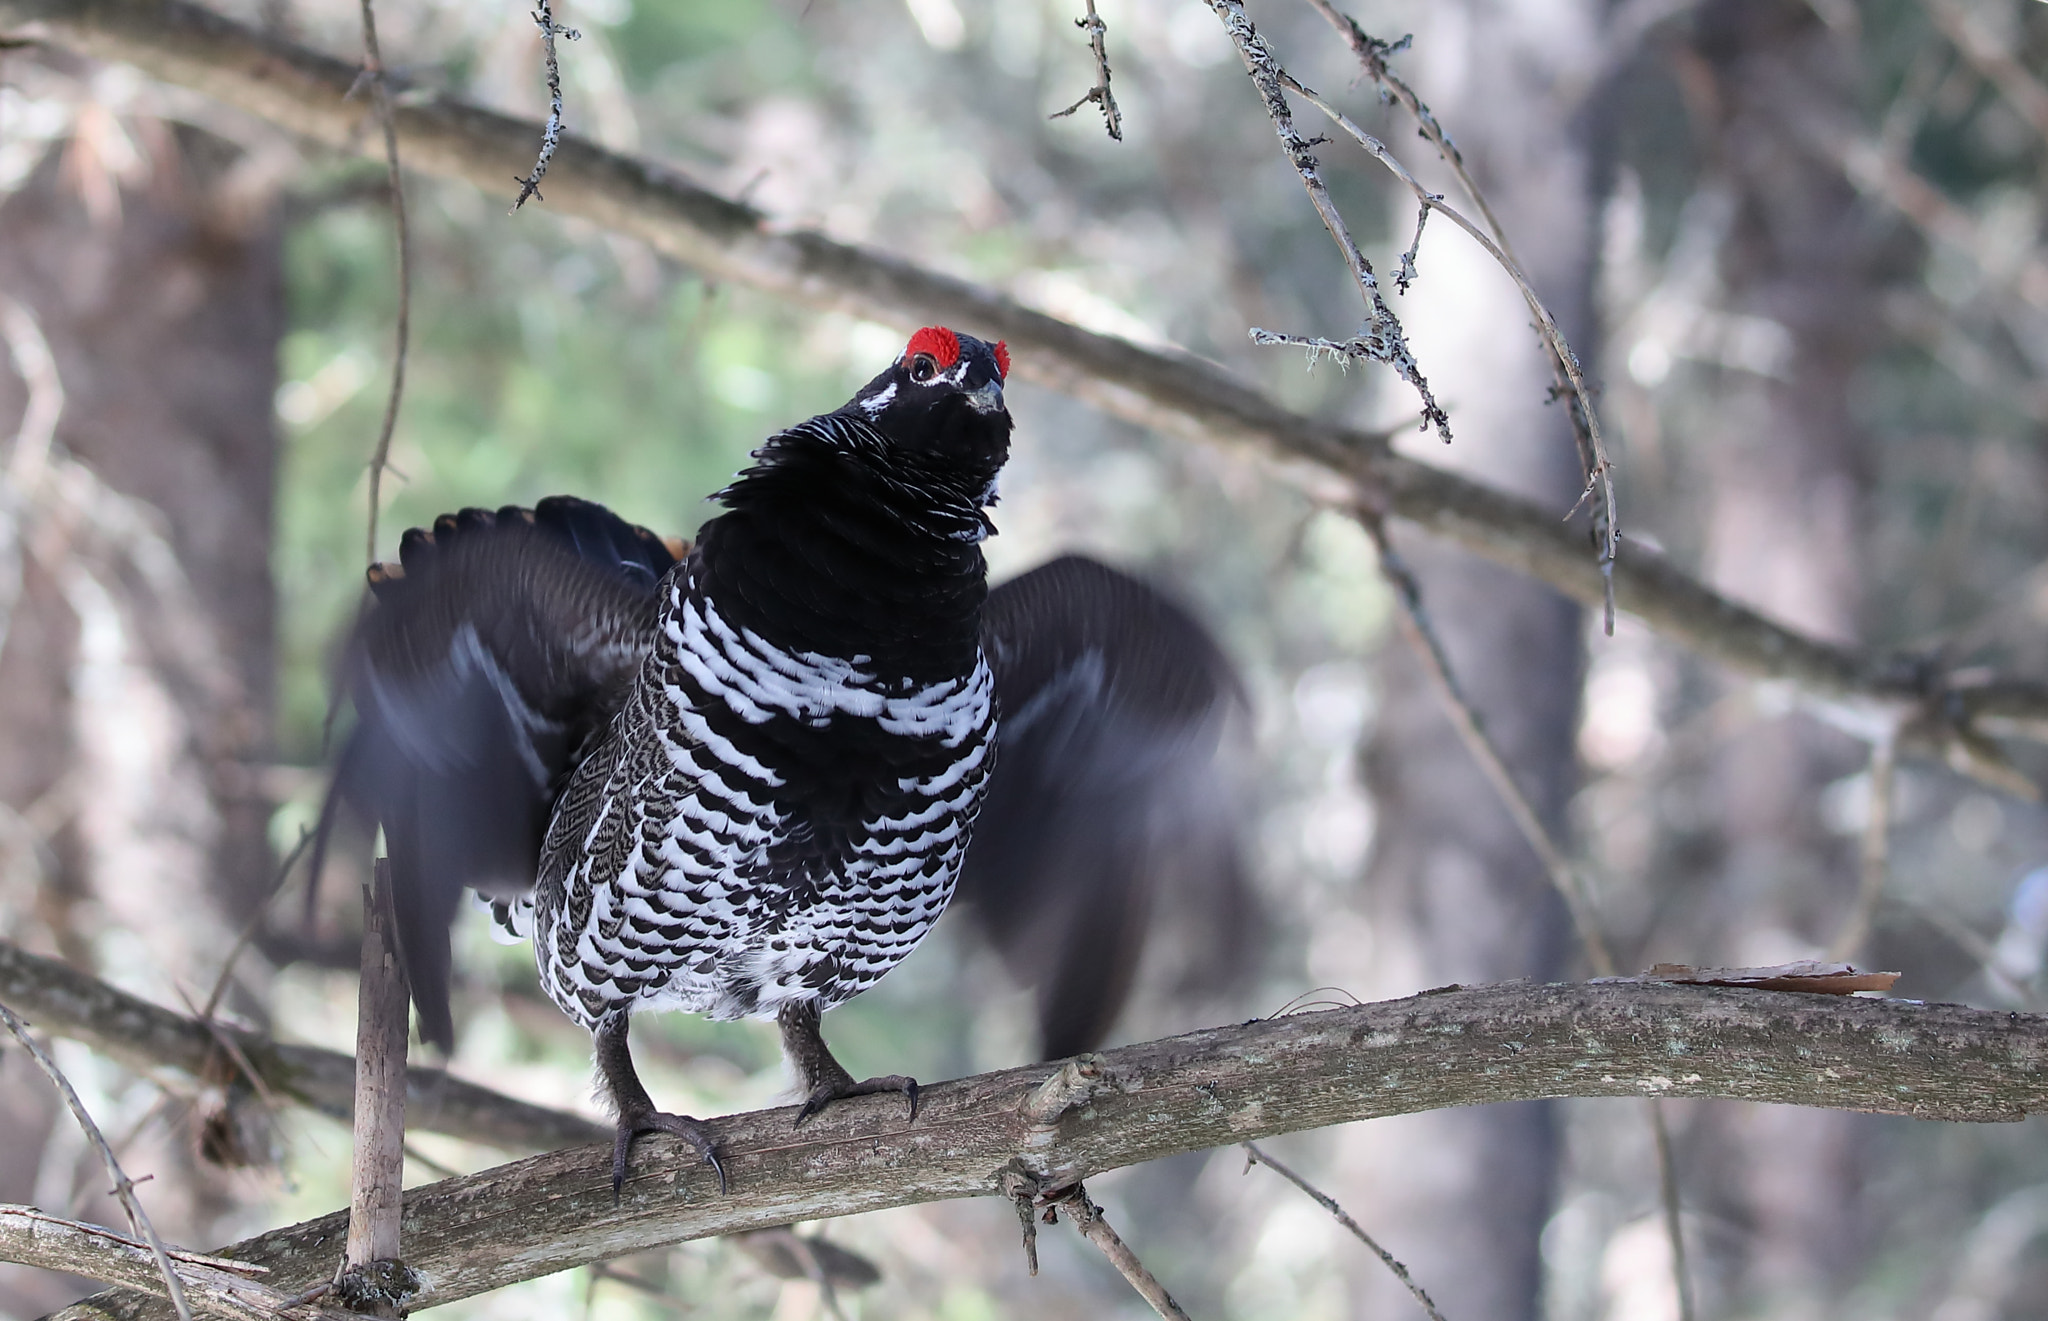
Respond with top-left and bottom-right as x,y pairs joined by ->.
794,1068 -> 920,1128
595,1012 -> 727,1200
612,1106 -> 725,1199
779,999 -> 920,1129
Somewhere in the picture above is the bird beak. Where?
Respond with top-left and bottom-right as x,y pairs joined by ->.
964,379 -> 1005,415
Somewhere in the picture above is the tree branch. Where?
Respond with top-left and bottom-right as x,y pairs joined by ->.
44,981 -> 2048,1320
0,940 -> 605,1152
2,0 -> 2045,748
0,1003 -> 194,1321
0,1207 -> 352,1321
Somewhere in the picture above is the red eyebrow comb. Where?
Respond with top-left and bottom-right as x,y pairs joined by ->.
904,327 -> 961,370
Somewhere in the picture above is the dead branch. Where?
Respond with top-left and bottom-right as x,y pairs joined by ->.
510,0 -> 577,210
1241,1143 -> 1448,1321
2,0 -> 2046,757
1645,1100 -> 1695,1321
1365,516 -> 1694,1313
1301,3 -> 1619,627
0,939 -> 606,1152
1278,69 -> 1618,626
339,862 -> 416,1314
1205,0 -> 1450,442
351,0 -> 408,564
0,1002 -> 194,1321
46,981 -> 2048,1320
0,1206 -> 355,1321
1048,0 -> 1120,142
1364,519 -> 1617,973
1041,1184 -> 1189,1321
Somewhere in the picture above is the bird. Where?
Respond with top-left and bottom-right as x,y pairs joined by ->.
323,326 -> 1252,1195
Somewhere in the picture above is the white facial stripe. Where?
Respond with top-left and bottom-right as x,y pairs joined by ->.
859,381 -> 898,415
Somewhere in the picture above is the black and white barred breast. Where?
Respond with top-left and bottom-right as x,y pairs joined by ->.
511,554 -> 996,1028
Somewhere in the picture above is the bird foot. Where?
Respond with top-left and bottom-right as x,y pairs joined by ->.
793,1071 -> 919,1129
612,1107 -> 725,1200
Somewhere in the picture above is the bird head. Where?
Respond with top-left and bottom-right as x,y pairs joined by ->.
848,326 -> 1013,501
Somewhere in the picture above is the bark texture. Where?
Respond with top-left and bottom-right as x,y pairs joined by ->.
33,981 -> 2048,1321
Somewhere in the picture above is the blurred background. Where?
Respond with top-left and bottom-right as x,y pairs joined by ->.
3,0 -> 2048,1317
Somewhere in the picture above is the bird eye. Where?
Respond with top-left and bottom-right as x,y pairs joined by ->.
909,353 -> 938,383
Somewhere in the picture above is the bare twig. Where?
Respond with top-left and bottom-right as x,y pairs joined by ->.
1205,0 -> 1451,442
353,0 -> 410,565
1362,515 -> 1693,1315
0,1204 -> 361,1320
1049,0 -> 1121,141
1828,729 -> 1899,962
199,826 -> 314,1024
340,860 -> 418,1315
1364,517 -> 1616,974
0,938 -> 607,1152
1645,1101 -> 1695,1321
1301,3 -> 1620,630
0,1001 -> 194,1321
1042,1184 -> 1191,1321
510,0 -> 578,210
10,0 -> 2048,749
1241,1142 -> 1448,1321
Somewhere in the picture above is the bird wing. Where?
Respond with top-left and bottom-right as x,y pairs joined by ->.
960,554 -> 1259,1059
322,497 -> 681,1049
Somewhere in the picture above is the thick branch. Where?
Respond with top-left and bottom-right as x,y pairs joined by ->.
2,0 -> 2045,743
47,982 -> 2048,1320
0,940 -> 605,1152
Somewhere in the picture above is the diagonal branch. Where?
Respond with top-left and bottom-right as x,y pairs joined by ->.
2,0 -> 2046,759
0,1206 -> 352,1321
1299,2 -> 1619,626
1240,1143 -> 1449,1321
0,939 -> 605,1153
0,1003 -> 194,1321
42,981 -> 2048,1321
352,0 -> 409,566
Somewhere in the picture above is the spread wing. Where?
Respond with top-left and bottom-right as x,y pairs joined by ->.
321,497 -> 682,1049
959,554 -> 1259,1060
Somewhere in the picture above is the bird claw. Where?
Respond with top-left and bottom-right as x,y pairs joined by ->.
793,1073 -> 919,1129
612,1108 -> 726,1201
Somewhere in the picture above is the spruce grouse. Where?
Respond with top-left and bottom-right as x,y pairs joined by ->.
326,327 -> 1251,1193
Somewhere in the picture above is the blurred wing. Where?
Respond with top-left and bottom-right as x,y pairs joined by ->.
960,554 -> 1259,1060
322,496 -> 681,1049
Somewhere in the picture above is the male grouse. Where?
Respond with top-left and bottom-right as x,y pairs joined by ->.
326,327 -> 1248,1193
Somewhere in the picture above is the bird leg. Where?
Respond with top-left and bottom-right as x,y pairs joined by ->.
778,1000 -> 919,1128
595,1012 -> 725,1197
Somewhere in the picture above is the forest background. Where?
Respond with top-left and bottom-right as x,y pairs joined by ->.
3,0 -> 2048,1318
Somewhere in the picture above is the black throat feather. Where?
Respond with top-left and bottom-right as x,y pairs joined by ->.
695,411 -> 998,679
